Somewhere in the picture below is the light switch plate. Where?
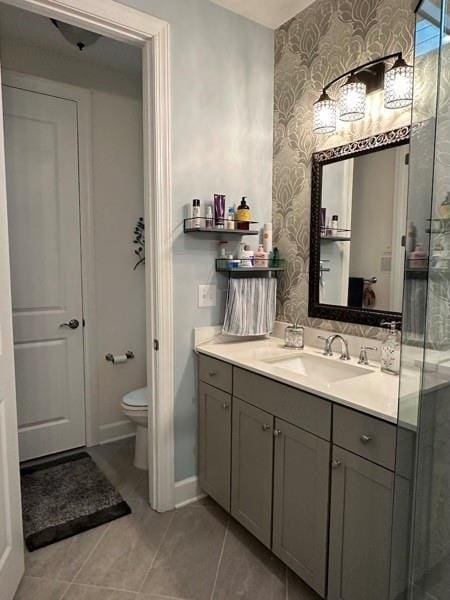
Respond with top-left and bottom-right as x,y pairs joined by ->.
198,284 -> 216,308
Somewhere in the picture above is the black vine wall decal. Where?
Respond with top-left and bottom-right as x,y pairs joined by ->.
133,217 -> 145,270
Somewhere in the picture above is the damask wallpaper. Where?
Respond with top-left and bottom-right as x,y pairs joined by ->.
273,0 -> 416,338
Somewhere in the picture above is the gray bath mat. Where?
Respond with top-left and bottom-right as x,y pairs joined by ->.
21,452 -> 131,551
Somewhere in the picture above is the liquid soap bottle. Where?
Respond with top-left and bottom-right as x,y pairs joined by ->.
380,321 -> 401,375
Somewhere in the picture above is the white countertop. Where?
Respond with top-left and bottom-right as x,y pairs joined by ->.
196,335 -> 402,424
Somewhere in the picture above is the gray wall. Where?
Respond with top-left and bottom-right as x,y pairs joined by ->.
117,0 -> 274,481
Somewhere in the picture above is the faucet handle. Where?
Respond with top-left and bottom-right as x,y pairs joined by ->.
358,346 -> 377,366
317,335 -> 332,356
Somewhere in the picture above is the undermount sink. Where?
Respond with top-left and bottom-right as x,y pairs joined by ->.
262,352 -> 372,385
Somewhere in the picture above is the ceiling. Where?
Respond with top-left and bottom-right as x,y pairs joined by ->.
0,3 -> 141,74
209,0 -> 315,29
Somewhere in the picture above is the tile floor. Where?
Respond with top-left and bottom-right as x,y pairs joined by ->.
14,438 -> 320,600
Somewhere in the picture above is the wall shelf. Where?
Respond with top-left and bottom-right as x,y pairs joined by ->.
320,235 -> 352,242
320,227 -> 351,242
184,217 -> 259,235
216,258 -> 285,273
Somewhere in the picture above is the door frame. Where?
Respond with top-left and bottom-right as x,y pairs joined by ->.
0,0 -> 175,512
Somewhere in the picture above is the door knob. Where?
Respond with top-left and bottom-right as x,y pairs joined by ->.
331,459 -> 342,469
60,319 -> 80,330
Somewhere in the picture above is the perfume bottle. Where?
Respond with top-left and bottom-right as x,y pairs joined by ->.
380,321 -> 401,375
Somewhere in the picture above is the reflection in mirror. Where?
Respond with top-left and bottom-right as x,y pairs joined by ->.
320,144 -> 409,313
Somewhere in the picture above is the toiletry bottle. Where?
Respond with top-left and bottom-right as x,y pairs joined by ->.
236,197 -> 251,230
263,223 -> 272,253
241,244 -> 254,267
191,199 -> 201,228
205,205 -> 213,229
409,242 -> 428,269
331,215 -> 339,236
406,221 -> 417,253
270,247 -> 280,268
320,208 -> 326,232
254,244 -> 268,267
226,207 -> 235,230
380,321 -> 401,376
218,242 -> 228,258
214,194 -> 225,229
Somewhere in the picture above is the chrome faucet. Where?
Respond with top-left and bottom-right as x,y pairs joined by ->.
318,334 -> 351,361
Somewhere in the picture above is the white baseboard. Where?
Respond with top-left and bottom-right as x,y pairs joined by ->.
99,420 -> 136,444
175,476 -> 206,508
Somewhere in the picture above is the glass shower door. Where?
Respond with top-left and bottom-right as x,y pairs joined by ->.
391,1 -> 450,598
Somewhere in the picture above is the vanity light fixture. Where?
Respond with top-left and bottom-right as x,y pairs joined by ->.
313,52 -> 413,134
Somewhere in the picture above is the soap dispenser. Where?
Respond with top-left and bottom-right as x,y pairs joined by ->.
380,321 -> 401,375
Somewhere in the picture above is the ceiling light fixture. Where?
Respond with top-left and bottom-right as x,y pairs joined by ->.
51,19 -> 101,51
313,52 -> 414,134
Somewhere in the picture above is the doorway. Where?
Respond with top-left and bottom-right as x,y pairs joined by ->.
0,1 -> 173,594
0,5 -> 148,461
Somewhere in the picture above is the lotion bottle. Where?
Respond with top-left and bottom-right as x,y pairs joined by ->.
263,223 -> 272,253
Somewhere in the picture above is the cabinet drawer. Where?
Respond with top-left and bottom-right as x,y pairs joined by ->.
333,405 -> 396,470
198,354 -> 232,393
234,368 -> 331,441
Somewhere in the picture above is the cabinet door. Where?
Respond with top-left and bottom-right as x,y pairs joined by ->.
272,418 -> 330,597
198,382 -> 232,511
231,397 -> 274,547
328,446 -> 394,600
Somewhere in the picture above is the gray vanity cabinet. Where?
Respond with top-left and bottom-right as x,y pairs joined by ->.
198,381 -> 232,511
328,445 -> 394,600
231,397 -> 274,548
272,418 -> 330,597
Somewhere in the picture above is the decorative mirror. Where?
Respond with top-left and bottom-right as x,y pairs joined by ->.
309,126 -> 410,327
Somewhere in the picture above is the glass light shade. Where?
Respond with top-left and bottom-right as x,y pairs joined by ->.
313,92 -> 337,134
52,19 -> 101,50
339,77 -> 366,121
384,57 -> 414,109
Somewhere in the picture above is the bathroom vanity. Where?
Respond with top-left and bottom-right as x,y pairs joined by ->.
196,336 -> 400,600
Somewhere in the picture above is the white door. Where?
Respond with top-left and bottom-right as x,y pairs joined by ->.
0,78 -> 25,598
3,84 -> 85,461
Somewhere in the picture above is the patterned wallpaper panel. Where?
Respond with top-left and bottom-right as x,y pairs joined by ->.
273,0 -> 415,338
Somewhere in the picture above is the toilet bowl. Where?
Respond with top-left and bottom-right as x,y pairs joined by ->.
121,387 -> 149,470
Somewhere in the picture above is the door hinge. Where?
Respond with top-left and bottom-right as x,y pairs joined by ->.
405,153 -> 410,166
154,339 -> 159,351
82,318 -> 86,327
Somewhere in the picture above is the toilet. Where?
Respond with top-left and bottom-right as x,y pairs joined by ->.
121,387 -> 149,470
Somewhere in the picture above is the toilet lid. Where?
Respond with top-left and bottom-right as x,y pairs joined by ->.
122,387 -> 148,408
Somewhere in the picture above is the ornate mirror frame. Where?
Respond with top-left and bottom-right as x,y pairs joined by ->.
308,125 -> 410,328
